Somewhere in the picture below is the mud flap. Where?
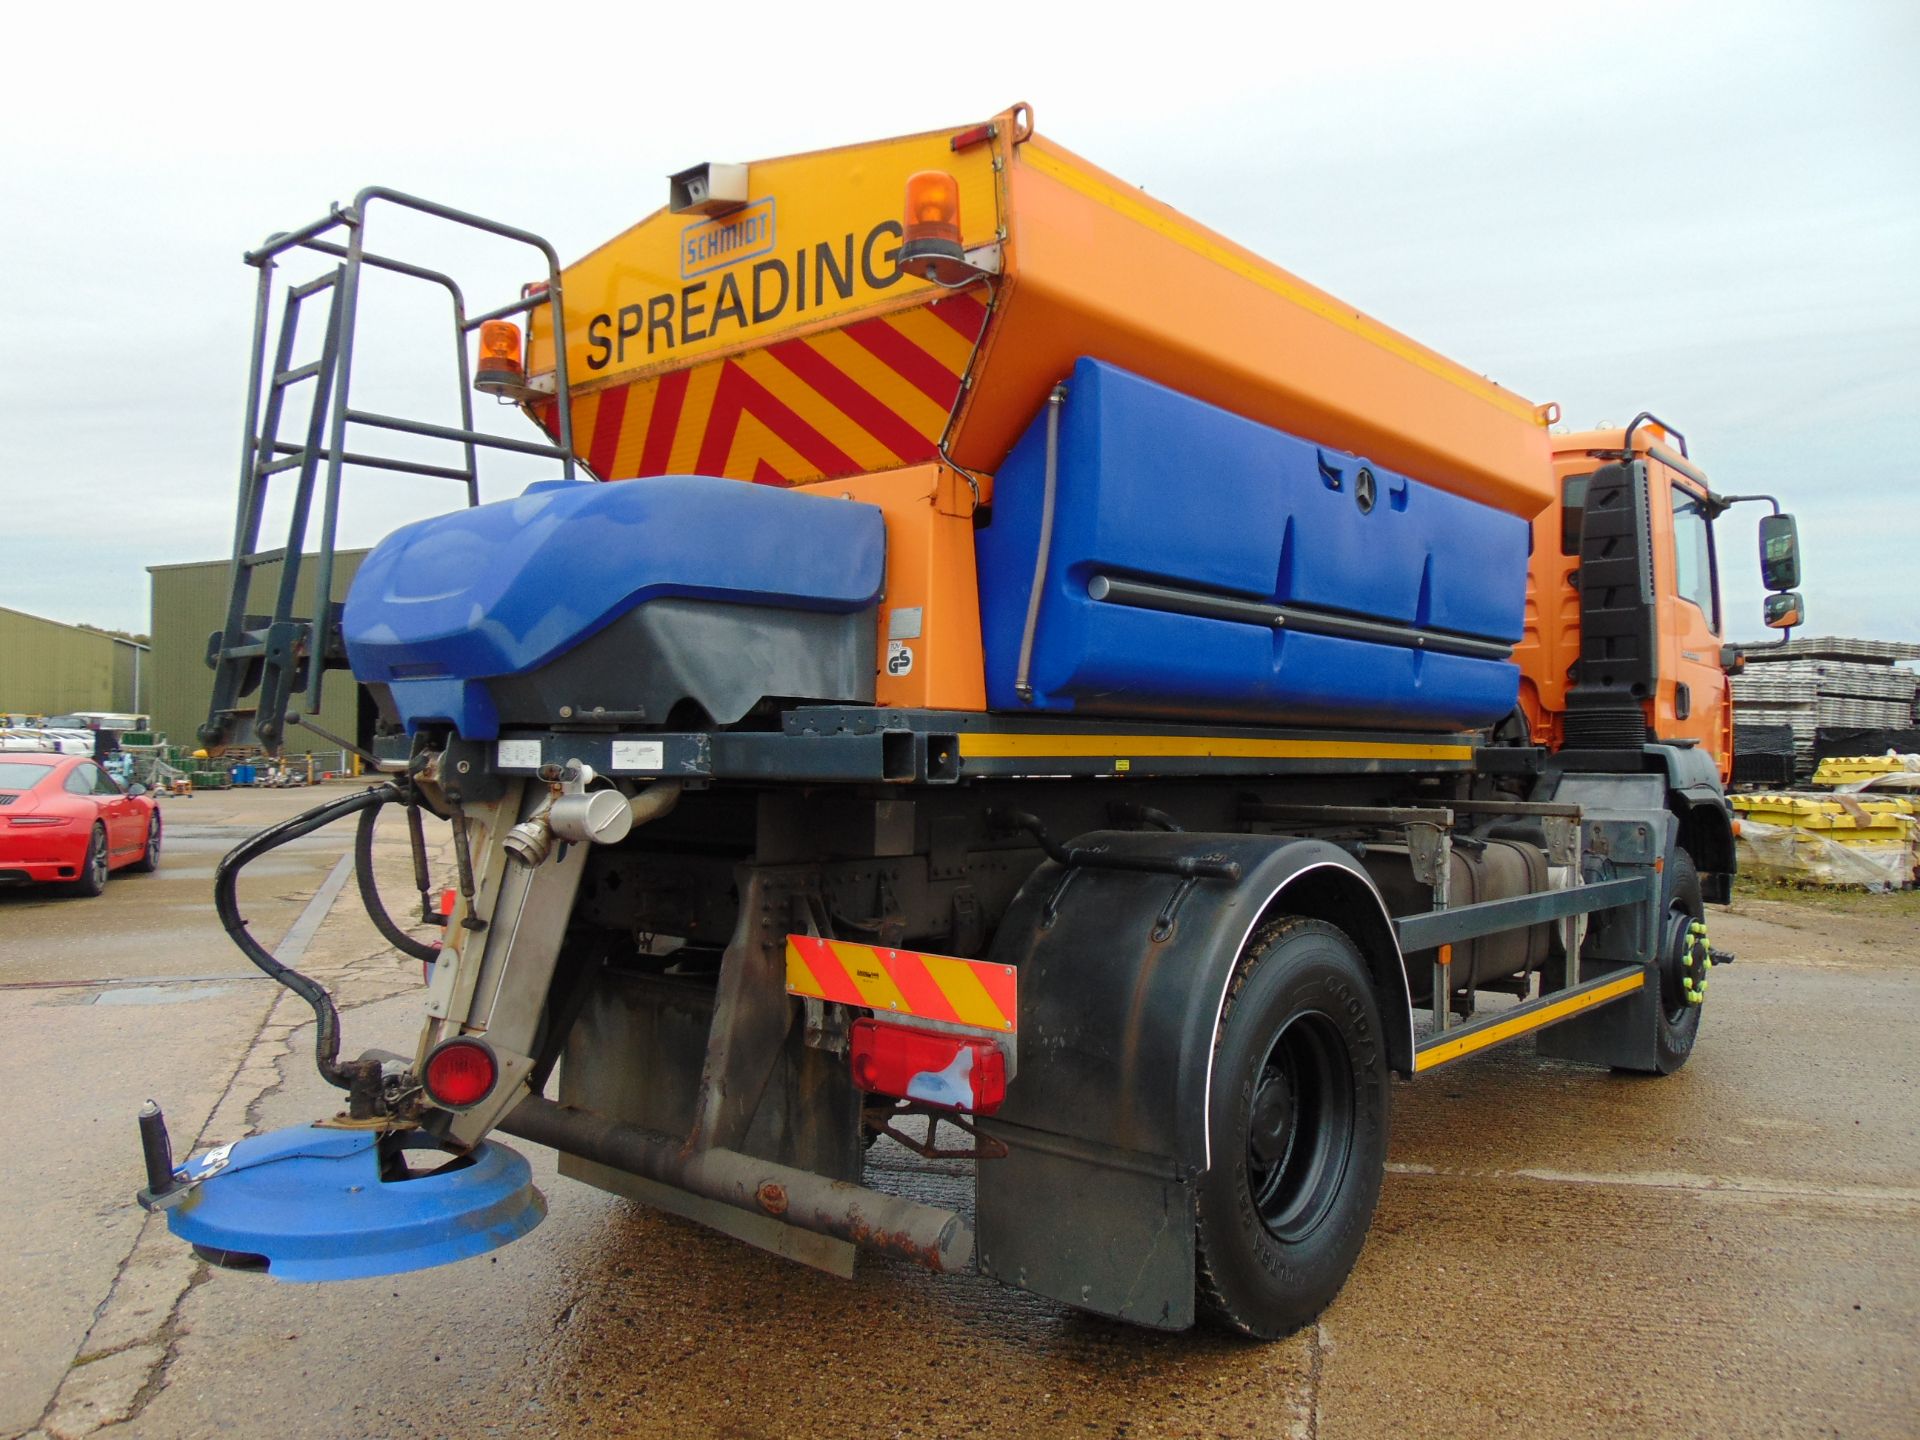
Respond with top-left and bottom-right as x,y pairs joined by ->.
967,830 -> 1406,1330
976,1124 -> 1195,1330
1535,772 -> 1674,1070
1534,962 -> 1662,1070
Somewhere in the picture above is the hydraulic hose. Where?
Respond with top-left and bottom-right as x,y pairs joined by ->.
213,782 -> 406,1089
355,798 -> 441,964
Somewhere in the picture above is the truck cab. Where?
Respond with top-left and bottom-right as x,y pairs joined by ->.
1517,421 -> 1733,777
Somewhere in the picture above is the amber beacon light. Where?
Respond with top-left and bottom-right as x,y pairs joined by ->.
474,319 -> 527,398
899,169 -> 971,280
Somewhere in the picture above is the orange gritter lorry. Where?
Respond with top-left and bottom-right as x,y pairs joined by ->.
134,105 -> 1806,1337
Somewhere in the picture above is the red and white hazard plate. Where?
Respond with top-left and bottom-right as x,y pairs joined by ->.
784,935 -> 1017,1034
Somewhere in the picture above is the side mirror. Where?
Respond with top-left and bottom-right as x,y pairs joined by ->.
1764,591 -> 1804,630
128,783 -> 148,797
1759,513 -> 1800,591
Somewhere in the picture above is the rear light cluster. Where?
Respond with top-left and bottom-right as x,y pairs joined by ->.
422,1038 -> 499,1110
849,1019 -> 1006,1115
7,815 -> 67,827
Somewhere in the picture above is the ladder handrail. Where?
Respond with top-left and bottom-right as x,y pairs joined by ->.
204,187 -> 578,750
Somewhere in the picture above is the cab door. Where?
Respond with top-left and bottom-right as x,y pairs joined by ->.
1654,470 -> 1730,777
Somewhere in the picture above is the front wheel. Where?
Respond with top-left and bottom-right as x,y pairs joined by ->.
1195,917 -> 1389,1339
1629,846 -> 1705,1075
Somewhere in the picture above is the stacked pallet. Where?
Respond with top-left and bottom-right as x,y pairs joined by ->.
1732,792 -> 1919,891
1732,637 -> 1920,780
1813,754 -> 1920,788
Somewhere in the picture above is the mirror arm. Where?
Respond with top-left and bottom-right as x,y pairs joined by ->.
1712,492 -> 1781,519
1741,627 -> 1794,653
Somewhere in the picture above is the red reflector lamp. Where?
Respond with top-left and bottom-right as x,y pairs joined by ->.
474,320 -> 527,398
849,1018 -> 1006,1115
422,1038 -> 499,1110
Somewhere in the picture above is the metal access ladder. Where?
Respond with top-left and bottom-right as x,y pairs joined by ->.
201,187 -> 577,752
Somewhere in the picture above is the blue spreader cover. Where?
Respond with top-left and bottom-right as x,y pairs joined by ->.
344,475 -> 885,738
164,1125 -> 545,1282
976,360 -> 1529,730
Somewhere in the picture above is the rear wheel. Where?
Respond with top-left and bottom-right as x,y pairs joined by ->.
1195,917 -> 1389,1339
129,810 -> 162,873
70,824 -> 109,897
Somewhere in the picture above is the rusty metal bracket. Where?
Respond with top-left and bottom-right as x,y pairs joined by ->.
864,1102 -> 1009,1161
684,865 -> 816,1154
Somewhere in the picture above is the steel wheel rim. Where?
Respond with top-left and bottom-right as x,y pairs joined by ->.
90,831 -> 108,886
1658,900 -> 1697,1022
1245,1012 -> 1355,1243
148,815 -> 161,862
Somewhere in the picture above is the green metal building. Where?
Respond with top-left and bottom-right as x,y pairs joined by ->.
147,551 -> 369,754
0,605 -> 148,718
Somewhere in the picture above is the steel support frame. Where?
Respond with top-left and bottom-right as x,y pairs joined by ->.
460,710 -> 1483,788
526,858 -> 978,1274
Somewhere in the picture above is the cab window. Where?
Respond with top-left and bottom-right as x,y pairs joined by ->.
1671,486 -> 1719,632
1560,474 -> 1589,555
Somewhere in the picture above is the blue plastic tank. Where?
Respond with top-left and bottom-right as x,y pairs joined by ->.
975,360 -> 1528,732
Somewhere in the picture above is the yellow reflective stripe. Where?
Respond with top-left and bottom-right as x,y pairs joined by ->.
808,326 -> 953,434
956,733 -> 1474,763
884,302 -> 980,375
661,361 -> 725,476
784,945 -> 828,998
831,942 -> 912,1015
1414,972 -> 1646,1072
920,953 -> 1008,1031
1019,143 -> 1541,424
732,347 -> 895,474
605,378 -> 656,480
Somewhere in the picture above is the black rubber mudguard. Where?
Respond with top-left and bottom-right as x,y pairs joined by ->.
975,830 -> 1409,1328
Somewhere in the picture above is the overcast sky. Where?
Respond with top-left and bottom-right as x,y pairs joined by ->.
2,1 -> 1914,645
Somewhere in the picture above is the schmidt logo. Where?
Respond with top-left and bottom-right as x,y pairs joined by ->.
680,199 -> 777,281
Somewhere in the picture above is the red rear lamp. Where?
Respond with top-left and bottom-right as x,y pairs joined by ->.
949,122 -> 997,152
422,1038 -> 499,1110
849,1018 -> 1006,1115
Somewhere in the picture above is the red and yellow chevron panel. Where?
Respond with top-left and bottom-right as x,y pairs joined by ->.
545,291 -> 990,488
785,935 -> 1017,1034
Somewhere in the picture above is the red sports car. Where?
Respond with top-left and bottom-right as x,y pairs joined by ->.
0,754 -> 161,895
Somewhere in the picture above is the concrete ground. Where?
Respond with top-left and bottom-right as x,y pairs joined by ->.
1,789 -> 1914,1439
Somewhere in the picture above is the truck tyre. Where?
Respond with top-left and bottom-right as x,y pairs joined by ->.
1627,846 -> 1704,1076
1195,917 -> 1389,1339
